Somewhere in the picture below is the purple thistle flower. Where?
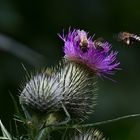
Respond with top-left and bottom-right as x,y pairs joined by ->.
59,29 -> 120,78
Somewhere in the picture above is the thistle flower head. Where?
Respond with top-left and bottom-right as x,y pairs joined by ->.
20,72 -> 63,113
60,29 -> 120,78
20,60 -> 97,121
66,129 -> 106,140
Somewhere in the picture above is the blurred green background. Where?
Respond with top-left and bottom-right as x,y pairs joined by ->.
0,0 -> 140,139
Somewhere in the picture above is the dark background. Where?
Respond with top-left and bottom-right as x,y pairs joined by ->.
0,0 -> 140,139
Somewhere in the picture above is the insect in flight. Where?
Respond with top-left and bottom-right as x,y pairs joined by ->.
116,32 -> 140,45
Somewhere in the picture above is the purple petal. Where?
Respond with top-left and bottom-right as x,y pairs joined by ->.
59,29 -> 120,79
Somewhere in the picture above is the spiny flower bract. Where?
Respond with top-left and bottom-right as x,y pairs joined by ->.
66,129 -> 106,140
59,29 -> 120,78
20,60 -> 97,121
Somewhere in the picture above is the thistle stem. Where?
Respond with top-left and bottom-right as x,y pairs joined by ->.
55,113 -> 140,130
58,102 -> 71,125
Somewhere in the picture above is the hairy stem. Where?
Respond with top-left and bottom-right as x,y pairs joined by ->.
55,113 -> 140,130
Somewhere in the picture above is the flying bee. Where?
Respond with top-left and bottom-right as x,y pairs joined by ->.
94,37 -> 105,50
116,32 -> 140,45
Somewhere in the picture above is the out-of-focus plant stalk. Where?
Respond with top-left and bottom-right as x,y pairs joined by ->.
0,34 -> 46,66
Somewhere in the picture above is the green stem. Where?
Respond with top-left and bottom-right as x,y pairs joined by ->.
35,128 -> 51,140
28,123 -> 50,140
54,113 -> 140,130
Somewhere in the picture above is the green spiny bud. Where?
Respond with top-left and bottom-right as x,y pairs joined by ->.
20,60 -> 97,123
66,129 -> 106,140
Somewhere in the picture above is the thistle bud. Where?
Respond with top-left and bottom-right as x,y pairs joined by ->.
66,129 -> 106,140
20,60 -> 97,123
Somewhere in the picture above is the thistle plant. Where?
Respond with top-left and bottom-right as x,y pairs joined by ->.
60,29 -> 119,78
2,28 -> 139,140
66,129 -> 106,140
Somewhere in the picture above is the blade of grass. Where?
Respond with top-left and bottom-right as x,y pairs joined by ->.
0,34 -> 46,66
9,92 -> 25,123
0,120 -> 12,140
